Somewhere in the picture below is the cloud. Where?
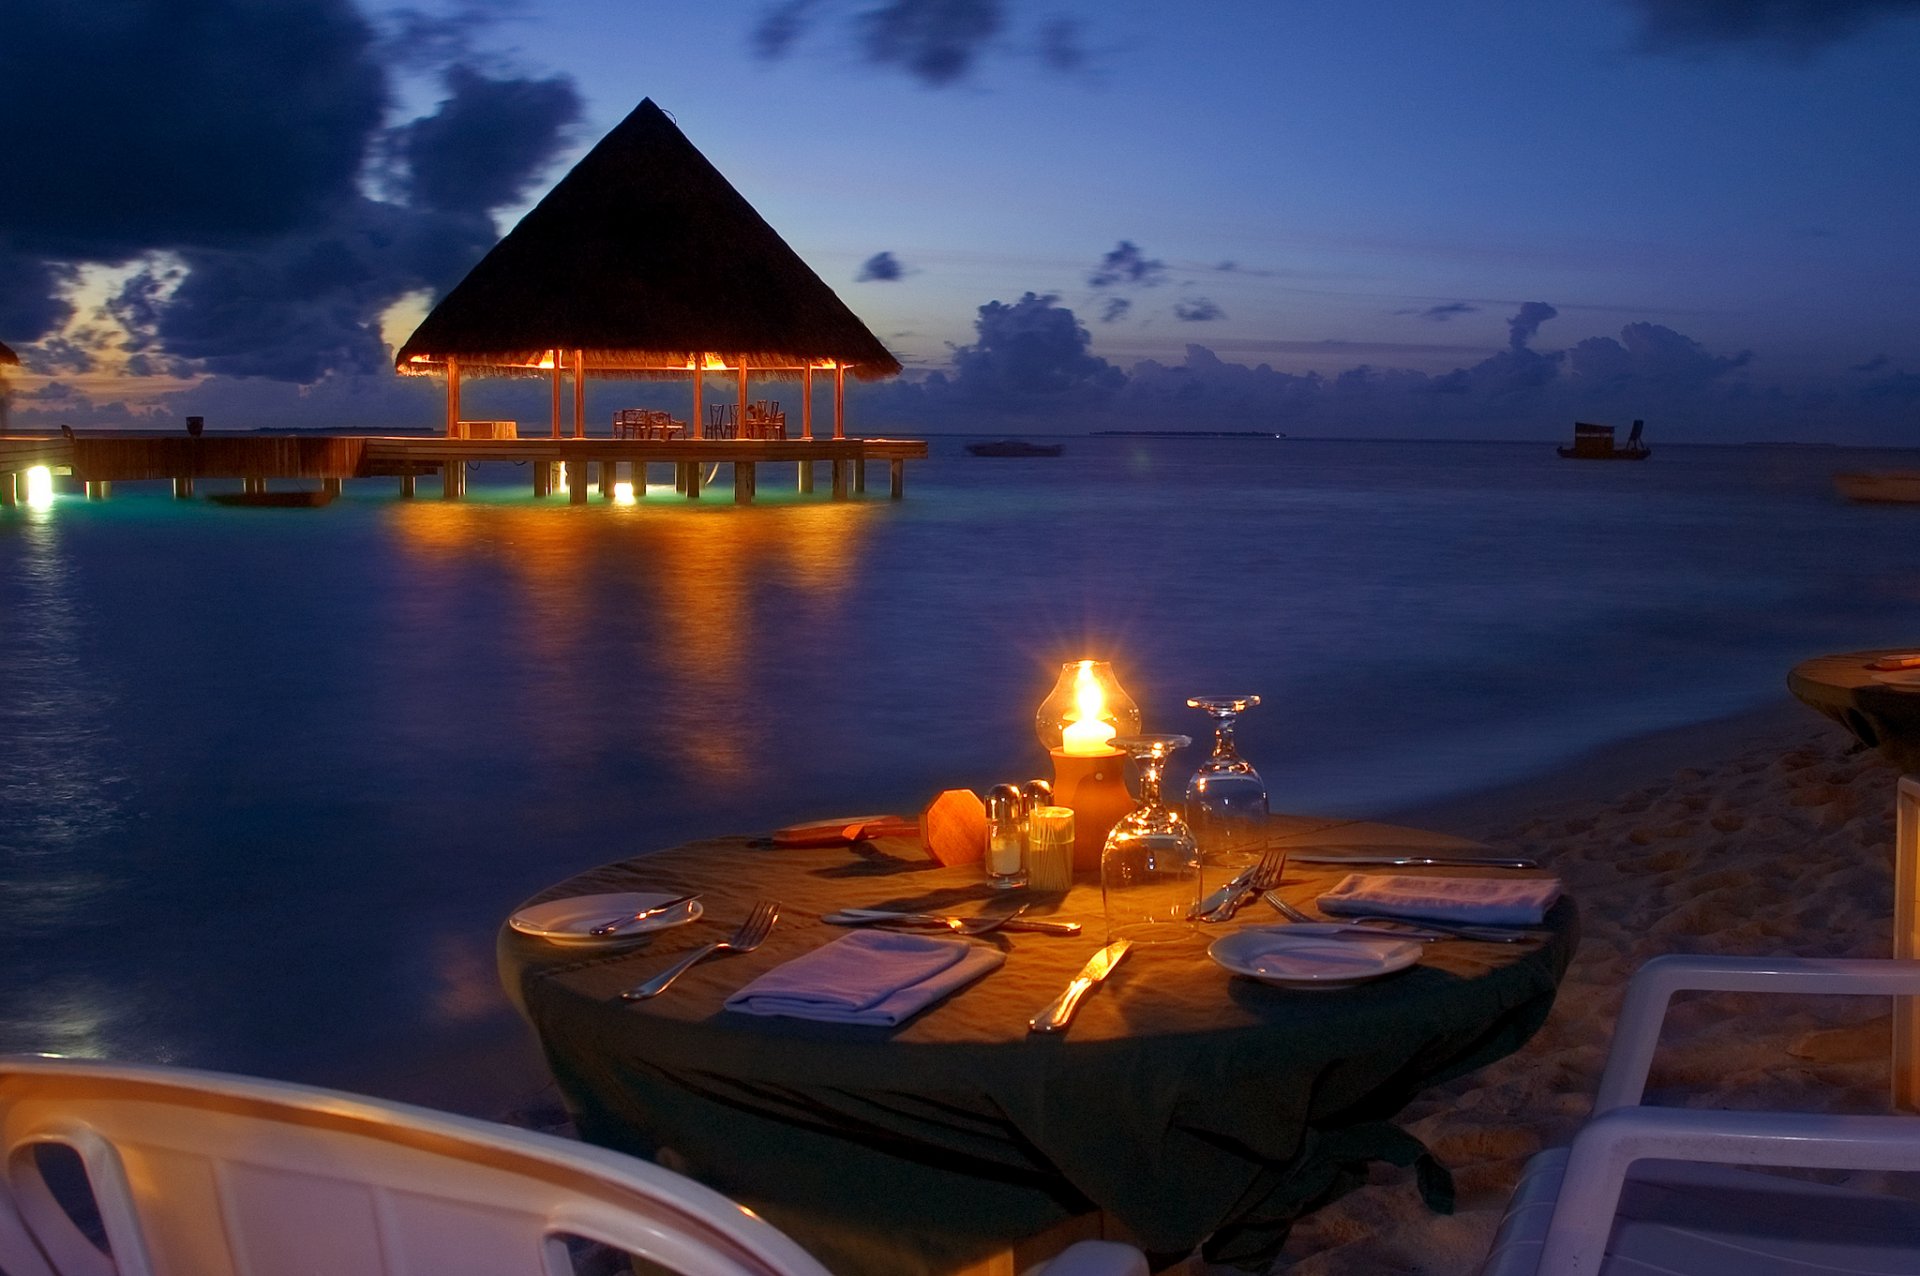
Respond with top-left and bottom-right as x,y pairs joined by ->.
1566,322 -> 1751,395
16,338 -> 96,376
1851,353 -> 1892,372
857,251 -> 907,282
944,292 -> 1124,405
1036,17 -> 1088,71
1400,302 -> 1479,322
752,0 -> 1093,85
1507,301 -> 1559,350
0,3 -> 581,379
1100,297 -> 1132,324
1625,0 -> 1920,53
1088,241 -> 1167,289
1173,298 -> 1225,322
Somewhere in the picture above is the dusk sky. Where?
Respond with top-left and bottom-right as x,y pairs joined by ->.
3,0 -> 1919,441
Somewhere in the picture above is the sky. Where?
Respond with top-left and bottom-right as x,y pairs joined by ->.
2,0 -> 1919,441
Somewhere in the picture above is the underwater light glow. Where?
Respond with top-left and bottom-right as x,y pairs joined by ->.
613,481 -> 636,505
24,466 -> 54,508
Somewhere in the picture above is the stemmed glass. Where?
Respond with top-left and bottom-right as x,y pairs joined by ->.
1185,695 -> 1271,898
1101,735 -> 1200,944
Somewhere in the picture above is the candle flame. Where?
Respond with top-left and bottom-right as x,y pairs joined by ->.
1060,660 -> 1117,754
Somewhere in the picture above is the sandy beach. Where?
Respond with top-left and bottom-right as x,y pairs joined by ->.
1283,699 -> 1898,1274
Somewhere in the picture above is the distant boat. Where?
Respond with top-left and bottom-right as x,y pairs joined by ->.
1833,472 -> 1920,504
208,489 -> 337,508
1557,419 -> 1650,460
966,440 -> 1063,457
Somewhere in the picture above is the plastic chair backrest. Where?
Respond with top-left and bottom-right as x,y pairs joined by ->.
0,1056 -> 832,1276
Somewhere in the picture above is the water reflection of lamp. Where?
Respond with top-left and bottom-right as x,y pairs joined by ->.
1035,660 -> 1141,871
24,465 -> 54,509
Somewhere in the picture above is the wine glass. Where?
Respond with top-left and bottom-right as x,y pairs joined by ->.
1185,695 -> 1271,898
1101,735 -> 1199,944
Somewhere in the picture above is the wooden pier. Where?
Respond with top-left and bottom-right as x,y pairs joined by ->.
0,433 -> 927,507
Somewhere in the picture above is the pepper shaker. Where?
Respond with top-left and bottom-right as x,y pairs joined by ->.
984,784 -> 1029,889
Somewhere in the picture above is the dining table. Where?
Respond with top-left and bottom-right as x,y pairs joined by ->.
497,813 -> 1578,1275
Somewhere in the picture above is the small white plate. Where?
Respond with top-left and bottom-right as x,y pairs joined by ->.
510,892 -> 702,945
1209,926 -> 1421,990
1872,670 -> 1920,689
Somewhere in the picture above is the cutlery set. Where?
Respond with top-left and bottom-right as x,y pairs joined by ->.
590,844 -> 1538,1020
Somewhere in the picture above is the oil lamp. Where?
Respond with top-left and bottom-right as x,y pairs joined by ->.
1035,660 -> 1141,871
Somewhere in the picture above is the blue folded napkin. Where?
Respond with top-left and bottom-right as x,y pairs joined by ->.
1318,873 -> 1561,926
724,929 -> 1005,1026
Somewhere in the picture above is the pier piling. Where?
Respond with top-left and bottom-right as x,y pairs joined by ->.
172,477 -> 194,499
854,459 -> 867,494
798,462 -> 814,493
400,473 -> 416,499
831,459 -> 849,501
890,458 -> 904,500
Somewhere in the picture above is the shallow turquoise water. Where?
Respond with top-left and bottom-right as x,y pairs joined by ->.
2,436 -> 1916,1087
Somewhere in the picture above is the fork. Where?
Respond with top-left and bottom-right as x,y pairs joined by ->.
1198,846 -> 1288,922
621,900 -> 779,1000
877,902 -> 1032,937
1264,891 -> 1531,943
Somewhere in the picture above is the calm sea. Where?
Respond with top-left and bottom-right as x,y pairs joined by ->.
3,436 -> 1916,1093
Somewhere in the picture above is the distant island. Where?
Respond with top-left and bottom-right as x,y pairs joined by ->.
1091,430 -> 1286,438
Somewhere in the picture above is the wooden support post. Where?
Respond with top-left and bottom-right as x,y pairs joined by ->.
442,459 -> 465,500
172,476 -> 194,499
684,460 -> 702,500
550,352 -> 562,439
533,460 -> 551,498
797,461 -> 814,493
854,458 -> 867,494
1897,775 -> 1920,1110
674,461 -> 687,493
446,357 -> 461,437
322,477 -> 343,498
802,366 -> 814,439
244,476 -> 265,496
831,459 -> 849,501
890,458 -> 904,500
737,360 -> 748,437
599,457 -> 615,498
572,349 -> 585,438
734,461 -> 755,504
568,456 -> 589,504
834,366 -> 846,439
85,480 -> 109,501
400,472 -> 416,499
1,472 -> 15,507
693,365 -> 704,439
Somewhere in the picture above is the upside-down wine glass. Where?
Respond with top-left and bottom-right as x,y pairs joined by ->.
1185,695 -> 1271,899
1101,735 -> 1200,944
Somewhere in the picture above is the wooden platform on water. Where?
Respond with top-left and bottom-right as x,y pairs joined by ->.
0,433 -> 928,505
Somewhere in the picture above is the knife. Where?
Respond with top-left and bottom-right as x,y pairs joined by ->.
824,908 -> 1082,936
1288,853 -> 1539,870
587,892 -> 702,936
1191,864 -> 1258,921
1028,939 -> 1130,1033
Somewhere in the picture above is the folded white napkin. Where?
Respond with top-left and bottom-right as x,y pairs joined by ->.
724,930 -> 1004,1026
1317,873 -> 1561,925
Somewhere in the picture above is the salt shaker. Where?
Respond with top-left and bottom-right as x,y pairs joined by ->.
984,783 -> 1029,889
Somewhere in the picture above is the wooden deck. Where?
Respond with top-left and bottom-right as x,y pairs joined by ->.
0,433 -> 928,505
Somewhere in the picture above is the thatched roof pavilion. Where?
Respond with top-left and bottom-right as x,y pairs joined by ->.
395,98 -> 899,440
0,341 -> 17,367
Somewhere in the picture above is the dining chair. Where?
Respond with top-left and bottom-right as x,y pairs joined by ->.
1478,954 -> 1920,1276
0,1056 -> 1147,1276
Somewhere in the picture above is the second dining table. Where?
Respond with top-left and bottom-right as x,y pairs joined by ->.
498,813 -> 1577,1275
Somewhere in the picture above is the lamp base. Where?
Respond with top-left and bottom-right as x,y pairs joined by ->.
1049,748 -> 1134,872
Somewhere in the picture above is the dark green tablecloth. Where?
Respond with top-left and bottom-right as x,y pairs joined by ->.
498,819 -> 1577,1274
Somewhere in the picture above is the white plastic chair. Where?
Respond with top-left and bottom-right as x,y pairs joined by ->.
0,1056 -> 1146,1276
1480,954 -> 1920,1276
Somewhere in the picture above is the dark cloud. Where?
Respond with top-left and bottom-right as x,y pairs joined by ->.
1566,322 -> 1750,395
1507,301 -> 1559,350
17,338 -> 96,377
1625,0 -> 1920,52
394,64 -> 580,214
755,0 -> 1074,85
1851,353 -> 1891,372
1100,297 -> 1132,324
947,292 -> 1124,404
379,0 -> 526,71
1173,298 -> 1225,322
1400,302 -> 1479,322
857,251 -> 907,282
0,3 -> 579,378
0,0 -> 385,265
1088,241 -> 1167,289
752,1 -> 821,58
1036,17 -> 1087,71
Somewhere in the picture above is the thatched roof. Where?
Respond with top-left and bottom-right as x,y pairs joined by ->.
395,98 -> 900,381
0,341 -> 17,367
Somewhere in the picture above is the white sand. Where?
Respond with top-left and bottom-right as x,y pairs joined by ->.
1277,706 -> 1899,1274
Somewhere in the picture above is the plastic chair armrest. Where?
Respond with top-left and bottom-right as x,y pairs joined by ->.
1596,955 -> 1920,1113
1538,1105 -> 1920,1276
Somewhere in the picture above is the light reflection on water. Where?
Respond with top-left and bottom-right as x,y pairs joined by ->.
2,438 -> 1919,1092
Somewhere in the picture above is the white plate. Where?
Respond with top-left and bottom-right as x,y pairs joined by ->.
1209,925 -> 1421,989
1872,669 -> 1920,689
510,892 -> 702,945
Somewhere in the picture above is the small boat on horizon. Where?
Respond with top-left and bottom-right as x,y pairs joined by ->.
1557,419 -> 1650,461
1833,471 -> 1920,504
966,439 -> 1064,457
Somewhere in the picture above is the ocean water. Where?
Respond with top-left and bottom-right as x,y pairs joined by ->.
3,435 -> 1917,1092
